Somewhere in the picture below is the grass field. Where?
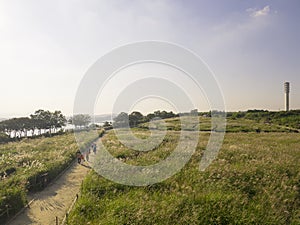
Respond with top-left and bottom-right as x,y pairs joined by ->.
224,118 -> 299,133
154,116 -> 299,133
68,118 -> 300,224
0,130 -> 100,223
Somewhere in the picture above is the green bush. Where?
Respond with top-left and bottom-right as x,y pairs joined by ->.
98,129 -> 105,137
0,132 -> 10,144
0,186 -> 26,224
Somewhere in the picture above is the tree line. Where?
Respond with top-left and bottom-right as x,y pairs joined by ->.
0,109 -> 67,138
113,110 -> 177,128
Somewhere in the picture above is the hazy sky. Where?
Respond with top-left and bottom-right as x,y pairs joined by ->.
0,0 -> 299,117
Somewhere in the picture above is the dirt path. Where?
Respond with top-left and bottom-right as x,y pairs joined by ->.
8,160 -> 91,225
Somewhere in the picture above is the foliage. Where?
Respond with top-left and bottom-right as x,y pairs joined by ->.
0,109 -> 67,138
97,129 -> 105,138
113,112 -> 129,128
103,121 -> 113,130
129,111 -> 144,127
0,186 -> 26,222
69,114 -> 91,129
30,109 -> 66,134
113,111 -> 177,128
0,132 -> 10,144
146,110 -> 177,122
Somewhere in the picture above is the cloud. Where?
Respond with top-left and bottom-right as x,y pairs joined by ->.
247,5 -> 271,18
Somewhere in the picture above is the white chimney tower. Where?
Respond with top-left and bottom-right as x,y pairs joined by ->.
284,82 -> 290,111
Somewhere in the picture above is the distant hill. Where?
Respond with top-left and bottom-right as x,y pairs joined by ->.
0,118 -> 6,122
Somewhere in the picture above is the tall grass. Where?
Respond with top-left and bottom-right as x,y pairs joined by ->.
0,130 -> 100,223
68,129 -> 300,224
157,117 -> 298,132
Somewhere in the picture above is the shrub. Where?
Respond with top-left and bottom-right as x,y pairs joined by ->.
0,186 -> 26,224
0,132 -> 10,144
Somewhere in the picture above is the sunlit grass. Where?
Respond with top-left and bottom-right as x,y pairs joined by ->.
0,130 -> 99,223
140,116 -> 297,132
69,129 -> 300,224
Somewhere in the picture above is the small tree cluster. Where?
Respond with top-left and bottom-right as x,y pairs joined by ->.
69,114 -> 91,129
113,111 -> 177,128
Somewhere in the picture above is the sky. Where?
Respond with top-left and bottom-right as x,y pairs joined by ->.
0,0 -> 299,117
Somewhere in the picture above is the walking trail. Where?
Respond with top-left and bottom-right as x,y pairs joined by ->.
8,159 -> 92,225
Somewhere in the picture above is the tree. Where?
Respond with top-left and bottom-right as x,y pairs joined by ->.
50,111 -> 67,133
0,132 -> 10,143
30,109 -> 51,135
16,117 -> 32,137
103,121 -> 112,129
153,110 -> 176,119
0,109 -> 67,139
103,121 -> 112,127
129,111 -> 144,127
0,118 -> 19,137
113,112 -> 129,128
146,113 -> 155,122
70,114 -> 91,129
190,109 -> 198,116
30,109 -> 67,135
0,117 -> 34,138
